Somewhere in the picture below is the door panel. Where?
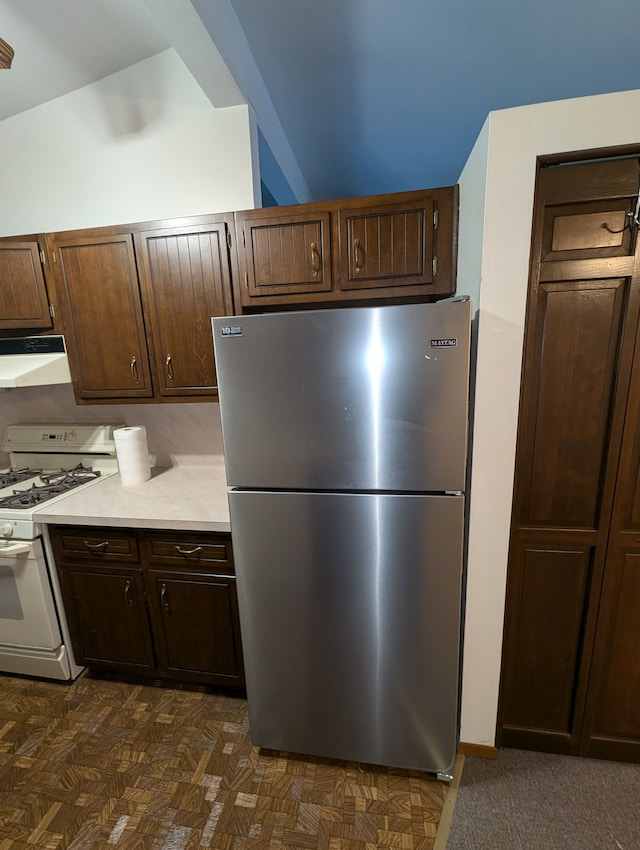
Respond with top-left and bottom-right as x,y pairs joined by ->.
580,306 -> 640,761
147,570 -> 242,683
0,540 -> 61,649
500,545 -> 593,744
586,551 -> 640,739
238,210 -> 332,300
229,490 -> 464,774
136,222 -> 234,396
520,280 -> 626,528
339,199 -> 434,290
63,568 -> 154,671
0,240 -> 52,329
52,233 -> 153,398
499,155 -> 640,760
542,199 -> 636,261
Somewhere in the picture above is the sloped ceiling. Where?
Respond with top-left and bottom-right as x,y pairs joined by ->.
2,0 -> 640,203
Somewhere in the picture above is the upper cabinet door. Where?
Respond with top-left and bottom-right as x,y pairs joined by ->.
233,187 -> 458,309
0,239 -> 52,329
236,209 -> 332,304
338,197 -> 435,291
135,221 -> 234,397
50,232 -> 153,399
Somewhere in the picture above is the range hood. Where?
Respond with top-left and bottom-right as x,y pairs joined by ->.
0,336 -> 72,388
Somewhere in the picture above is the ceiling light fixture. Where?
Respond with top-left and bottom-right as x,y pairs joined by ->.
0,37 -> 14,70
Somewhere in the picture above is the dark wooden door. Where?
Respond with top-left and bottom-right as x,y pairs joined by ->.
0,239 -> 52,329
236,209 -> 332,303
499,158 -> 640,759
48,232 -> 153,399
61,566 -> 155,673
135,220 -> 234,397
146,570 -> 244,686
338,197 -> 435,291
580,305 -> 640,761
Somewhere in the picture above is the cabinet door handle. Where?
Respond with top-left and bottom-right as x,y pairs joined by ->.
124,579 -> 133,606
310,242 -> 320,278
353,238 -> 363,274
160,582 -> 170,612
175,545 -> 203,557
130,355 -> 139,384
84,540 -> 109,552
165,354 -> 174,382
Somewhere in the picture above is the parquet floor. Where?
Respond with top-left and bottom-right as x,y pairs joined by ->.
0,673 -> 448,850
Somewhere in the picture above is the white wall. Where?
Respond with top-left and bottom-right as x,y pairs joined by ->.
0,48 -> 258,236
456,88 -> 640,746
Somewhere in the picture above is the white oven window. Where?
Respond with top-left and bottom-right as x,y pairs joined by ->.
0,538 -> 62,650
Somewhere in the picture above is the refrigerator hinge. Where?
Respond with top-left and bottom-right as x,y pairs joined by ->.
433,209 -> 439,230
432,256 -> 438,276
445,490 -> 463,496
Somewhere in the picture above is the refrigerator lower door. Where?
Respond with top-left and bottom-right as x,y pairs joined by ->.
229,490 -> 464,775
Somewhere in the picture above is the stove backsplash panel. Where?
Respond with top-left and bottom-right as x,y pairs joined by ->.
0,385 -> 224,469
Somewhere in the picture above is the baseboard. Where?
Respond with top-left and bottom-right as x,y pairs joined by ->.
458,742 -> 499,759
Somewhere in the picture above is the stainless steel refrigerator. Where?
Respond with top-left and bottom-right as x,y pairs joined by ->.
212,299 -> 471,779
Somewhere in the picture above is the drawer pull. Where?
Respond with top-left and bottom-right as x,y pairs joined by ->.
175,545 -> 203,557
84,540 -> 109,552
161,582 -> 170,612
124,580 -> 133,606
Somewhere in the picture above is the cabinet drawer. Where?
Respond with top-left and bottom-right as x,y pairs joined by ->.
142,532 -> 234,573
52,526 -> 139,562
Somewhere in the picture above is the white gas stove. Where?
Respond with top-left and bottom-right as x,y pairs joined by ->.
0,424 -> 123,681
0,424 -> 122,541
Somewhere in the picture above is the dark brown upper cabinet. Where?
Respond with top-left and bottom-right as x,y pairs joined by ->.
134,220 -> 234,398
238,209 -> 332,300
46,214 -> 236,403
0,237 -> 53,330
47,230 -> 154,400
234,186 -> 458,310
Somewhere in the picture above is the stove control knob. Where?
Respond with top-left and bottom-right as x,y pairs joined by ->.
1,523 -> 13,538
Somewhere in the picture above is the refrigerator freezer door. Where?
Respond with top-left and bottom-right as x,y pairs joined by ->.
229,489 -> 464,774
213,301 -> 471,492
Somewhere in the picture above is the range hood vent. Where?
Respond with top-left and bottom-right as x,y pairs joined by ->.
0,336 -> 72,388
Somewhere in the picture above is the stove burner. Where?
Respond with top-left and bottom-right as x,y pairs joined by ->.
0,464 -> 101,510
0,468 -> 42,489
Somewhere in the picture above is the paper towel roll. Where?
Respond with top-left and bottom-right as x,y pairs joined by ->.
114,426 -> 151,486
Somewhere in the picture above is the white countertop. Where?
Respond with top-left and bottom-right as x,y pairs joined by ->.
34,457 -> 231,532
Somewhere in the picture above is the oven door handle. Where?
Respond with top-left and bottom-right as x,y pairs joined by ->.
0,542 -> 31,557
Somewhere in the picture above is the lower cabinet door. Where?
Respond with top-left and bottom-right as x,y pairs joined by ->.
63,567 -> 155,673
147,570 -> 244,687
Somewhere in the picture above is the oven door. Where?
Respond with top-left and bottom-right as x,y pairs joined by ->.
0,537 -> 62,651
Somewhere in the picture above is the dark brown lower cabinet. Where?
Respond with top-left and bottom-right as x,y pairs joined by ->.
499,155 -> 640,763
62,566 -> 155,674
50,525 -> 245,689
147,571 -> 242,684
